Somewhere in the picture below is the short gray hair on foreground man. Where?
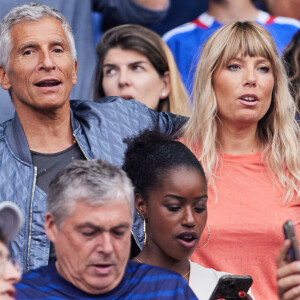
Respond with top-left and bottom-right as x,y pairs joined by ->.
0,2 -> 77,71
47,159 -> 134,229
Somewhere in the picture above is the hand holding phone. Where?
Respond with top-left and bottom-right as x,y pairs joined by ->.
209,274 -> 253,300
283,220 -> 300,262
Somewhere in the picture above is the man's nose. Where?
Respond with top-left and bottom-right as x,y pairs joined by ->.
96,233 -> 114,254
38,50 -> 56,71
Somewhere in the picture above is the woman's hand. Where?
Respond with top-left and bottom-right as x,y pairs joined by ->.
276,240 -> 300,300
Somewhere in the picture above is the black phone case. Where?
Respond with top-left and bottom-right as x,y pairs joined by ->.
209,275 -> 253,300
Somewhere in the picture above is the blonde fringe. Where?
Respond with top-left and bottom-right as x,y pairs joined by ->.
183,22 -> 300,204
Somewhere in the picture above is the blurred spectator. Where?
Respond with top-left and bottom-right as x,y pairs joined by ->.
94,24 -> 190,115
283,29 -> 300,113
164,0 -> 300,93
0,202 -> 23,300
258,0 -> 300,20
152,0 -> 208,36
0,0 -> 169,123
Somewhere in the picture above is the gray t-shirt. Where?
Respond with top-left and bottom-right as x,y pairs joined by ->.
31,142 -> 85,261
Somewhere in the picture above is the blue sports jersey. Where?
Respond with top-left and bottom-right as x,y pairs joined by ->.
15,260 -> 198,299
164,10 -> 300,93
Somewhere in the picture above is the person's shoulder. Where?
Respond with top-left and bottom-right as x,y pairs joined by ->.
190,261 -> 229,280
72,97 -> 149,113
71,98 -> 156,129
128,260 -> 184,278
0,119 -> 12,139
163,12 -> 216,42
18,264 -> 51,283
257,10 -> 300,28
15,264 -> 52,298
272,16 -> 300,28
126,261 -> 189,285
126,261 -> 197,299
189,262 -> 229,300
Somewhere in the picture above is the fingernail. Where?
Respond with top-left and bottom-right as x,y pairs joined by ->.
239,291 -> 246,297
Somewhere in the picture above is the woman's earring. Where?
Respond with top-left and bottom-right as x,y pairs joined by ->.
143,218 -> 147,245
198,224 -> 210,248
161,92 -> 166,98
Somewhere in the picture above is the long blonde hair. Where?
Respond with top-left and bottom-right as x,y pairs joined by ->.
183,22 -> 300,202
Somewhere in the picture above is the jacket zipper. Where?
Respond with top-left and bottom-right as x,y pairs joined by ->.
26,166 -> 37,272
73,134 -> 89,160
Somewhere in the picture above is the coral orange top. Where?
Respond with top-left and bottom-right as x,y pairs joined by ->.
190,151 -> 300,299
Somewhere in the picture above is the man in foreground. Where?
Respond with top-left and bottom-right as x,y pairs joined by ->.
15,159 -> 197,299
0,3 -> 185,272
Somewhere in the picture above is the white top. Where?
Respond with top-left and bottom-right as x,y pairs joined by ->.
189,261 -> 254,300
189,261 -> 228,299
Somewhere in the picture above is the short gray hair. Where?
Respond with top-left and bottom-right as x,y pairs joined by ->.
47,159 -> 134,229
0,2 -> 77,71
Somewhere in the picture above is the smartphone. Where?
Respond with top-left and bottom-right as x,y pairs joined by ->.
283,220 -> 300,262
208,274 -> 253,300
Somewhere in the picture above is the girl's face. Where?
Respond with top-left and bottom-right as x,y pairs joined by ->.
102,47 -> 170,110
138,167 -> 207,261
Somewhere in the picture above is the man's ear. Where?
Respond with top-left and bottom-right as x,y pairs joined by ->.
44,212 -> 58,243
0,67 -> 11,90
72,60 -> 78,85
135,193 -> 148,220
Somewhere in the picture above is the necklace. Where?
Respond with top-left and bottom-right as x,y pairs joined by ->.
133,257 -> 143,264
183,270 -> 190,280
133,257 -> 190,281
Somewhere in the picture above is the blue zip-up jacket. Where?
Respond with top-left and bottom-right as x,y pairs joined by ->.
0,97 -> 186,272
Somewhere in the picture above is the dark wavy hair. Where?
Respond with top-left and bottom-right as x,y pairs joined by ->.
123,129 -> 206,200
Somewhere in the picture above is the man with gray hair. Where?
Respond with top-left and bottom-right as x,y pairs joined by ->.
0,0 -> 170,123
15,159 -> 197,299
0,3 -> 185,272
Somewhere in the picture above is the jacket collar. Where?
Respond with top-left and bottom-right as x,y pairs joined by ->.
6,107 -> 77,165
6,113 -> 32,164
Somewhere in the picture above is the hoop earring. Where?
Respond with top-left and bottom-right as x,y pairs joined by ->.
143,218 -> 147,245
198,224 -> 210,248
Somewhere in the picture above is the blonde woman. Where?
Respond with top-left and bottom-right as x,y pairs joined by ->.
182,22 -> 300,299
94,24 -> 190,116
